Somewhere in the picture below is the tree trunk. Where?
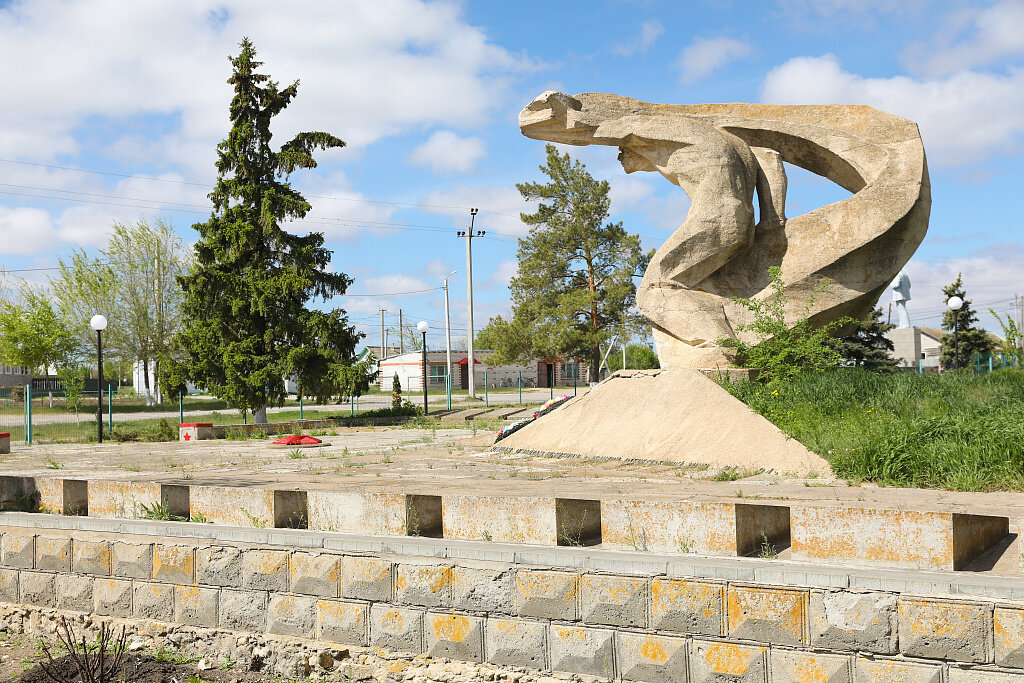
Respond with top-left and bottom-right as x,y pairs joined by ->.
589,346 -> 601,383
254,406 -> 268,424
142,358 -> 153,406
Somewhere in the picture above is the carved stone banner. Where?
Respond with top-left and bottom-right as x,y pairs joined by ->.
519,92 -> 930,368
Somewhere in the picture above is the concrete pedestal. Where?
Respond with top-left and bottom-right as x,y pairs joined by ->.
179,423 -> 216,442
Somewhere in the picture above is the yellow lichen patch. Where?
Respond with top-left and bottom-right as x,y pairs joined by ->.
553,627 -> 587,645
432,615 -> 471,642
381,609 -> 404,631
791,656 -> 830,683
727,587 -> 806,641
702,642 -> 756,675
652,579 -> 723,619
516,571 -> 578,601
902,598 -> 976,639
994,608 -> 1022,649
639,639 -> 668,664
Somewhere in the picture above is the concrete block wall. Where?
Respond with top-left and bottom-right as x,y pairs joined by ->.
3,475 -> 1016,577
0,520 -> 1023,681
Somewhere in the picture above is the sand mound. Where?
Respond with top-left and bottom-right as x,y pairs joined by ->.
495,368 -> 831,476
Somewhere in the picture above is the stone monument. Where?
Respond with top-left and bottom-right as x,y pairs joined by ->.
891,270 -> 912,328
519,92 -> 931,368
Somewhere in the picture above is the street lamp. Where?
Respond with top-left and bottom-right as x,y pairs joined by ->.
417,320 -> 429,415
947,296 -> 964,370
90,314 -> 107,443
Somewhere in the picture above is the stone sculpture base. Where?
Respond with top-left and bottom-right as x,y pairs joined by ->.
495,369 -> 831,477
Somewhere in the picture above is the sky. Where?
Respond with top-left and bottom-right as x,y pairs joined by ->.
0,0 -> 1022,350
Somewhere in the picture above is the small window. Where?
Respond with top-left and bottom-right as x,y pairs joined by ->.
429,364 -> 447,382
561,362 -> 579,380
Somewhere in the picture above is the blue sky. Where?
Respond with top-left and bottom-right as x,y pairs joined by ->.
0,0 -> 1022,348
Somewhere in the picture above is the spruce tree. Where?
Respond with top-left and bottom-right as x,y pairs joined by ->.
176,38 -> 359,422
939,274 -> 994,369
391,373 -> 403,409
830,308 -> 898,371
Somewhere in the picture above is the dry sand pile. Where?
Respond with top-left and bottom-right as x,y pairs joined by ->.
496,368 -> 832,476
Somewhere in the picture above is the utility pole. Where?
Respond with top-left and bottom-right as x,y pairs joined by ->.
458,209 -> 484,398
443,271 -> 457,405
399,309 -> 404,354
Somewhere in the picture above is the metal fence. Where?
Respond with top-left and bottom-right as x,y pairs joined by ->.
0,384 -> 120,444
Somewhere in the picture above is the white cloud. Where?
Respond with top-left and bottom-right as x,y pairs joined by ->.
899,243 -> 1024,332
760,54 -> 1024,166
421,185 -> 531,238
0,0 -> 532,171
0,207 -> 60,255
608,176 -> 655,213
903,0 -> 1024,76
613,20 -> 664,57
487,259 -> 518,287
676,37 -> 752,84
408,131 -> 487,175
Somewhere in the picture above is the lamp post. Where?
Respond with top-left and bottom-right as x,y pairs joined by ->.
90,314 -> 107,443
417,320 -> 429,415
947,296 -> 964,370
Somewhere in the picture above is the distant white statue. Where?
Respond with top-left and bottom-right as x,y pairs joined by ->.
891,270 -> 911,328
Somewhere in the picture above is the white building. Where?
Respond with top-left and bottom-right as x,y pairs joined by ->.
886,327 -> 944,371
378,350 -> 587,392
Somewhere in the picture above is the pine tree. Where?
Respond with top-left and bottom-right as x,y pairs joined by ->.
480,144 -> 649,382
176,39 -> 360,422
391,373 -> 403,410
830,308 -> 898,371
939,273 -> 994,369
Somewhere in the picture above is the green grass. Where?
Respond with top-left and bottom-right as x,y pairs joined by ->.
724,368 -> 1024,491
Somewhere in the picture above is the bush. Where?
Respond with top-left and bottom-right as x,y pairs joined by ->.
111,426 -> 140,442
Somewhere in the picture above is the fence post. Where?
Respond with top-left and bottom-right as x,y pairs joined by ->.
484,371 -> 488,407
299,395 -> 304,421
107,384 -> 112,435
179,394 -> 183,424
350,394 -> 354,417
24,384 -> 31,445
518,371 -> 522,405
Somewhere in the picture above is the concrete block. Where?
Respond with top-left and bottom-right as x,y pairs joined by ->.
241,549 -> 289,591
580,574 -> 647,628
602,499 -> 789,556
396,563 -> 452,608
174,586 -> 219,627
689,640 -> 766,683
443,494 -> 560,545
854,657 -> 942,682
190,485 -> 274,528
425,612 -> 484,662
810,590 -> 897,654
0,568 -> 18,602
86,480 -> 161,519
995,606 -> 1024,668
650,578 -> 725,636
485,617 -> 547,670
369,604 -> 423,654
220,589 -> 267,632
133,582 -> 174,621
73,539 -> 111,575
35,478 -> 88,515
515,569 -> 579,620
947,669 -> 1024,683
35,536 -> 71,571
316,599 -> 367,646
112,542 -> 153,579
898,596 -> 991,663
290,551 -> 341,597
770,650 -> 851,682
196,545 -> 242,586
179,423 -> 216,441
727,584 -> 808,645
2,531 -> 34,568
94,578 -> 132,616
267,593 -> 316,637
19,571 -> 55,607
452,565 -> 514,613
0,433 -> 8,454
616,632 -> 688,683
307,491 -> 408,536
548,625 -> 615,679
55,574 -> 93,612
153,543 -> 195,583
791,506 -> 1008,571
342,556 -> 392,602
